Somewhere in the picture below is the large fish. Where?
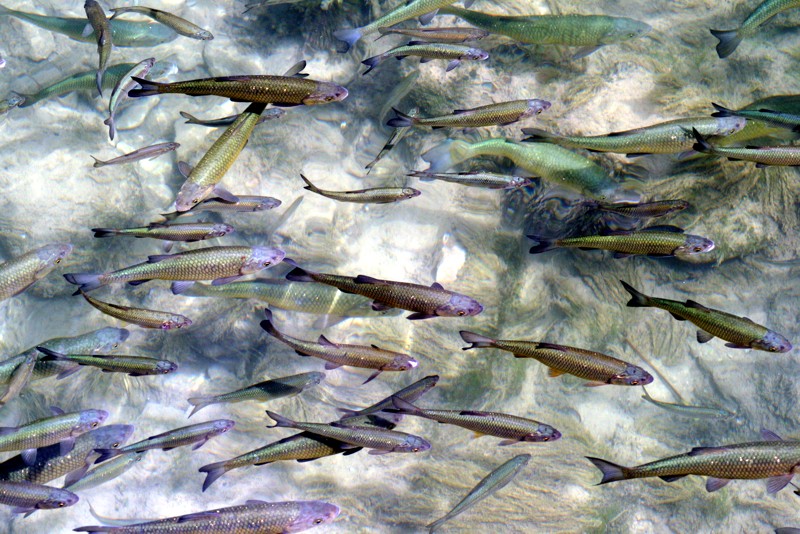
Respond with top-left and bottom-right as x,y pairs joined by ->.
388,99 -> 550,129
710,0 -> 800,58
0,244 -> 72,302
620,280 -> 792,352
588,429 -> 800,493
460,331 -> 653,387
0,480 -> 77,514
79,291 -> 192,331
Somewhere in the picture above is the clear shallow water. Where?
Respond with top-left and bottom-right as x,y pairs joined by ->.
1,0 -> 800,532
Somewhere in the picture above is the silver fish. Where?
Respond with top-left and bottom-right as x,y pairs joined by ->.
91,142 -> 180,167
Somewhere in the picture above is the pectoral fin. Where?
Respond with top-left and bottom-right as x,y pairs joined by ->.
418,10 -> 437,25
705,477 -> 731,492
547,367 -> 565,377
767,473 -> 794,494
696,330 -> 714,343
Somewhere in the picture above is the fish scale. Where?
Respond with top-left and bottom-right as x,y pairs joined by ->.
551,231 -> 704,256
0,480 -> 77,511
0,410 -> 106,453
0,244 -> 71,301
80,292 -> 191,330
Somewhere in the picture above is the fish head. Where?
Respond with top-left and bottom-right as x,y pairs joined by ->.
674,235 -> 715,257
33,243 -> 73,275
402,188 -> 422,199
752,330 -> 793,353
253,197 -> 281,211
90,424 -> 135,449
435,293 -> 483,317
386,355 -> 418,372
603,17 -> 652,44
6,93 -> 25,108
36,488 -> 78,510
507,176 -> 534,189
90,327 -> 131,352
524,424 -> 562,443
160,315 -> 192,330
463,47 -> 489,61
77,409 -> 110,433
208,223 -> 235,239
175,182 -> 214,212
195,29 -> 214,40
395,434 -> 431,453
156,360 -> 179,374
609,365 -> 653,386
522,99 -> 552,118
210,419 -> 236,435
302,82 -> 349,105
712,116 -> 747,136
242,246 -> 286,274
285,501 -> 341,533
305,371 -> 326,386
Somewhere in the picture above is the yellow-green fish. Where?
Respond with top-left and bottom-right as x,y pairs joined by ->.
16,62 -> 137,108
388,99 -> 550,129
377,26 -> 490,43
692,127 -> 800,167
109,6 -> 213,40
79,291 -> 192,330
0,407 -> 108,460
36,347 -> 178,378
300,174 -> 420,204
0,244 -> 72,302
91,222 -> 233,249
710,0 -> 800,58
84,0 -> 112,96
95,420 -> 235,462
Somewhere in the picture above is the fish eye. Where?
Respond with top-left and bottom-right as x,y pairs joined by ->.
55,259 -> 61,264
770,347 -> 778,352
112,343 -> 119,348
218,231 -> 226,236
536,109 -> 543,114
163,369 -> 170,373
263,261 -> 271,267
91,422 -> 99,428
58,502 -> 65,507
630,380 -> 639,385
192,198 -> 200,204
314,519 -> 323,525
693,246 -> 703,252
457,311 -> 465,316
112,442 -> 120,448
412,447 -> 419,452
542,437 -> 549,441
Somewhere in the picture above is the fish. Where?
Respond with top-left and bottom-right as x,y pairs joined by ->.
376,26 -> 490,43
0,425 -> 134,486
619,280 -> 792,352
337,375 -> 440,429
128,74 -> 348,106
427,454 -> 530,532
0,4 -> 177,47
365,108 -> 418,174
91,141 -> 180,168
64,245 -> 286,292
260,309 -> 417,384
527,226 -> 715,259
174,102 -> 269,211
641,387 -> 736,420
91,222 -> 233,249
362,42 -> 488,74
84,0 -> 112,96
266,411 -> 430,454
439,6 -> 651,58
79,291 -> 193,331
711,102 -> 800,132
63,451 -> 145,493
187,371 -> 325,417
285,264 -> 483,320
460,330 -> 653,387
16,62 -> 138,108
0,92 -> 24,115
692,127 -> 800,167
0,407 -> 108,463
104,57 -> 155,140
521,115 -> 746,157
585,199 -> 690,219
0,243 -> 72,302
421,138 -> 619,199
36,347 -> 178,378
0,351 -> 36,408
0,480 -> 77,514
388,99 -> 550,129
94,420 -> 235,463
299,174 -> 421,204
109,6 -> 213,40
159,195 -> 281,221
179,108 -> 285,128
333,0 -> 462,51
408,171 -> 533,189
388,397 -> 561,445
74,500 -> 340,533
588,429 -> 800,493
710,0 -> 800,58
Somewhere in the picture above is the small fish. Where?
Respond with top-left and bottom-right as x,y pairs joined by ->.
692,127 -> 800,167
109,6 -> 213,40
0,92 -> 24,115
388,397 -> 560,445
64,245 -> 285,292
300,174 -> 420,204
0,352 -> 36,408
16,62 -> 138,108
588,429 -> 800,493
365,108 -> 418,174
712,102 -> 800,132
710,0 -> 800,58
75,500 -> 340,533
620,280 -> 792,352
362,42 -> 489,74
95,420 -> 235,463
460,330 -> 653,387
187,371 -> 325,417
260,309 -> 417,384
91,142 -> 180,168
159,195 -> 281,221
63,451 -> 145,493
388,99 -> 550,129
286,264 -> 483,320
267,411 -> 430,454
179,108 -> 285,128
427,454 -> 530,533
83,0 -> 112,96
586,199 -> 690,219
91,222 -> 233,248
377,26 -> 490,43
104,57 -> 155,140
36,347 -> 177,378
0,243 -> 72,302
79,291 -> 192,331
528,226 -> 715,259
0,481 -> 77,514
337,374 -> 440,429
409,170 -> 533,189
641,387 -> 735,420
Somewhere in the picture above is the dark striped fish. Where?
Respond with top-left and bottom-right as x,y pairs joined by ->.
84,0 -> 112,96
692,127 -> 800,167
79,291 -> 192,330
36,347 -> 177,377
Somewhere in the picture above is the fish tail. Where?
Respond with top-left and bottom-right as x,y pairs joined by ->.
259,314 -> 281,339
127,76 -> 165,98
586,457 -> 631,484
386,108 -> 416,128
35,346 -> 66,361
285,266 -> 315,283
526,235 -> 556,254
187,396 -> 214,418
63,272 -> 105,293
94,448 -> 121,463
265,410 -> 296,429
333,27 -> 363,53
520,127 -> 561,143
91,228 -> 120,238
390,396 -> 425,415
710,102 -> 737,118
427,517 -> 447,533
103,116 -> 116,141
361,54 -> 383,75
299,174 -> 321,193
198,461 -> 229,492
90,156 -> 106,168
179,111 -> 200,124
459,330 -> 496,349
619,280 -> 650,307
709,28 -> 742,59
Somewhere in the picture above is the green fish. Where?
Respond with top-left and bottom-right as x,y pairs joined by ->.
460,330 -> 653,387
427,454 -> 530,533
0,4 -> 177,47
744,94 -> 800,114
84,0 -> 112,96
17,63 -> 137,107
63,451 -> 144,493
422,138 -> 619,199
187,371 -> 325,417
300,174 -> 420,204
362,43 -> 488,74
0,480 -> 77,514
35,347 -> 178,378
109,6 -> 213,40
710,0 -> 800,58
620,280 -> 792,352
528,226 -> 715,259
641,388 -> 735,420
388,99 -> 550,129
439,6 -> 651,58
692,127 -> 800,167
0,244 -> 72,302
588,429 -> 800,493
79,291 -> 192,331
